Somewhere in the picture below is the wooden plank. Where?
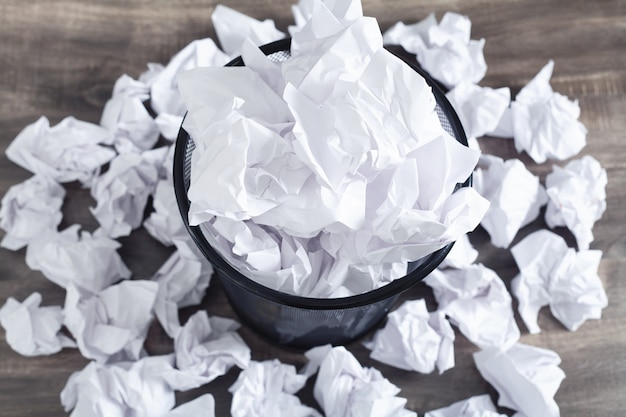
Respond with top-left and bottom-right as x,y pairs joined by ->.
0,0 -> 624,416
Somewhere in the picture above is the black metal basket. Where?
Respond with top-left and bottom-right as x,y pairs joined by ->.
173,39 -> 470,349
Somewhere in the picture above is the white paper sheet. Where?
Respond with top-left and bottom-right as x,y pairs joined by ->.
473,343 -> 565,417
178,13 -> 488,297
150,38 -> 230,118
0,174 -> 65,250
0,292 -> 76,356
100,74 -> 160,153
473,155 -> 548,248
90,152 -> 159,238
383,12 -> 487,89
60,355 -> 179,417
446,82 -> 510,139
173,311 -> 250,389
437,233 -> 478,269
151,247 -> 212,338
364,299 -> 455,374
509,61 -> 587,163
511,229 -> 607,333
144,178 -> 188,246
5,116 -> 115,185
545,155 -> 607,250
424,394 -> 505,417
425,264 -> 520,350
211,4 -> 286,57
25,224 -> 131,293
63,280 -> 158,363
229,359 -> 322,417
304,345 -> 416,417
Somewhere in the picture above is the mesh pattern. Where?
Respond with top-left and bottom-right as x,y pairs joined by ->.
175,41 -> 466,347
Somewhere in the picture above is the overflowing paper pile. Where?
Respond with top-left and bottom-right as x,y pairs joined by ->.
0,0 -> 609,416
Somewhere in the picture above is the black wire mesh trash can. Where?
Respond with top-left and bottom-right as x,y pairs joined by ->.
173,39 -> 471,349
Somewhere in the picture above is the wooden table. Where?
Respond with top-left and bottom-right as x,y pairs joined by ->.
1,1 -> 624,416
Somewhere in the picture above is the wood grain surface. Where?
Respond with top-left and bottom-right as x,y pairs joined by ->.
1,1 -> 625,416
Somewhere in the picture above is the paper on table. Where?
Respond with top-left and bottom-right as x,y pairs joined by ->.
144,178 -> 188,247
173,311 -> 250,389
437,233 -> 478,269
229,359 -> 322,417
445,82 -> 510,139
0,292 -> 76,356
509,61 -> 587,163
63,280 -> 158,364
90,152 -> 159,238
473,343 -> 565,417
109,73 -> 152,102
162,394 -> 216,417
0,174 -> 65,250
304,345 -> 416,417
424,394 -> 505,417
150,38 -> 230,118
100,74 -> 160,153
60,355 -> 180,417
5,116 -> 115,186
383,12 -> 487,89
25,225 -> 131,293
511,229 -> 607,333
151,247 -> 213,338
211,4 -> 286,57
425,264 -> 520,350
364,299 -> 455,374
473,155 -> 548,248
545,155 -> 607,250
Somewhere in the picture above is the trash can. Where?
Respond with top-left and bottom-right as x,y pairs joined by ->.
173,38 -> 471,349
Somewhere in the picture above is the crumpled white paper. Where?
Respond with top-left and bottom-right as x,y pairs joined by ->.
445,82 -> 510,139
438,233 -> 478,269
60,355 -> 180,417
0,292 -> 76,356
473,155 -> 548,248
100,74 -> 160,153
473,343 -> 566,417
545,155 -> 607,250
288,0 -> 363,35
303,345 -> 416,417
90,152 -> 159,238
511,229 -> 607,333
162,394 -> 215,417
212,5 -> 286,57
424,394 -> 505,417
155,113 -> 184,142
229,359 -> 322,417
151,244 -> 213,338
425,264 -> 520,350
150,37 -> 230,119
173,311 -> 250,389
506,61 -> 587,163
0,174 -> 65,250
178,4 -> 488,297
364,299 -> 455,374
5,116 -> 115,185
63,280 -> 158,363
25,225 -> 131,293
383,12 -> 487,89
144,178 -> 188,246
